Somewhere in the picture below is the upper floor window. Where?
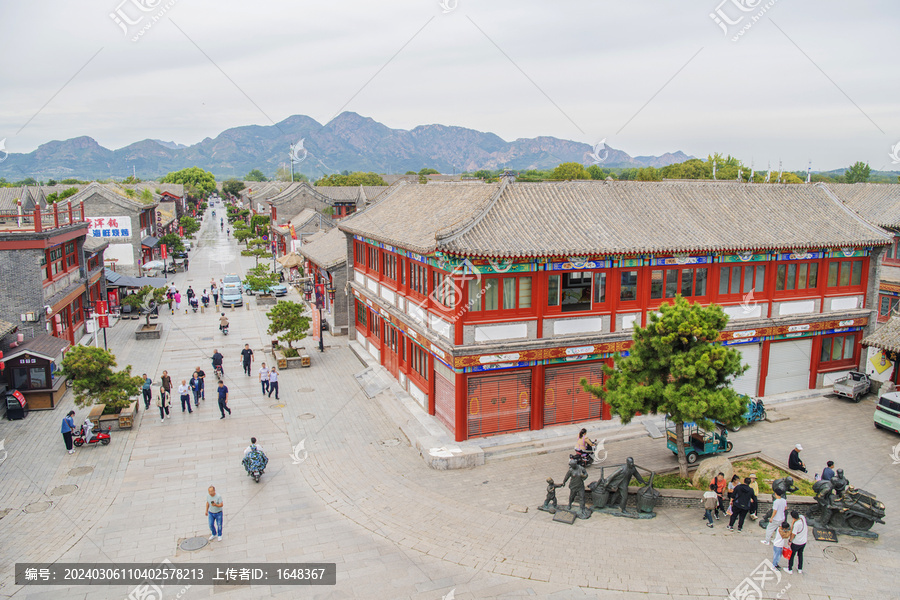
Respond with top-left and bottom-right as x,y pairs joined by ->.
65,242 -> 78,269
721,265 -> 764,296
410,344 -> 429,381
431,270 -> 455,308
409,262 -> 428,296
381,252 -> 397,281
619,271 -> 638,303
879,294 -> 899,319
471,276 -> 532,312
775,262 -> 818,292
826,259 -> 863,288
652,267 -> 709,300
354,242 -> 365,266
366,246 -> 378,271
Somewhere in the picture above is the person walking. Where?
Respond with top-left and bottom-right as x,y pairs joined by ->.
174,290 -> 182,312
786,510 -> 808,574
179,379 -> 192,414
772,520 -> 792,571
762,489 -> 787,545
268,367 -> 279,400
702,483 -> 717,528
186,286 -> 195,305
61,410 -> 76,454
217,380 -> 231,419
195,366 -> 206,400
205,486 -> 223,541
183,257 -> 189,271
141,373 -> 153,409
727,477 -> 756,532
258,362 -> 269,396
241,344 -> 254,377
157,386 -> 171,422
190,372 -> 202,407
160,370 -> 172,396
211,283 -> 219,308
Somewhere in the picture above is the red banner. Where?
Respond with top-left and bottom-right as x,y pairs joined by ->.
289,223 -> 297,240
312,307 -> 321,341
95,301 -> 108,316
12,390 -> 26,408
161,244 -> 167,259
179,226 -> 184,236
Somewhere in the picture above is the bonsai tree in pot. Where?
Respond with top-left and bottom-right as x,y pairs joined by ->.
244,264 -> 280,297
266,301 -> 310,357
121,285 -> 167,328
61,345 -> 143,414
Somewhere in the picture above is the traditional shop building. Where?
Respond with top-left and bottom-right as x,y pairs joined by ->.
65,183 -> 158,275
271,208 -> 333,256
298,228 -> 349,335
339,180 -> 890,441
0,199 -> 106,347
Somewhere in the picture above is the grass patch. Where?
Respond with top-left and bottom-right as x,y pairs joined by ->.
651,473 -> 696,490
650,458 -> 814,496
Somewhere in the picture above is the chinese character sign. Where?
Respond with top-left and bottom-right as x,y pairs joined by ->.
87,216 -> 132,238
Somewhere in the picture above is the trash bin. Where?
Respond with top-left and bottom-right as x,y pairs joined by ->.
5,388 -> 28,420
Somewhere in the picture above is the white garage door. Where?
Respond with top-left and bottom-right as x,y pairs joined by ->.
765,339 -> 813,396
731,343 -> 761,397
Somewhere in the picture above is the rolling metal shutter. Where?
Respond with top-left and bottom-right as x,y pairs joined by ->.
765,339 -> 813,396
543,362 -> 604,426
730,343 -> 761,397
467,370 -> 531,438
434,371 -> 455,434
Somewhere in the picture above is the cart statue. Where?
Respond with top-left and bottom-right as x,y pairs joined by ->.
809,469 -> 886,534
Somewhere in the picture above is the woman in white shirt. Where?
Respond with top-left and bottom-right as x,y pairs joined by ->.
787,510 -> 807,574
178,380 -> 192,414
268,367 -> 279,400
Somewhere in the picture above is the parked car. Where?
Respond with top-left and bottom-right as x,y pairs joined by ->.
874,392 -> 900,434
833,371 -> 871,403
221,287 -> 243,307
223,273 -> 242,286
244,282 -> 288,297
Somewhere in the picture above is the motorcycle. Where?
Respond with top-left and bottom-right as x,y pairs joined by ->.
220,323 -> 229,336
214,364 -> 224,380
189,297 -> 199,312
571,439 -> 597,468
201,295 -> 210,308
73,424 -> 111,447
242,449 -> 268,483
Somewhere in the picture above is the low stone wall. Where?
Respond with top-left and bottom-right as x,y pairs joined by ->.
625,486 -> 817,515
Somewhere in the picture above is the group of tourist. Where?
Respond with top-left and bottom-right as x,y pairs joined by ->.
139,366 -> 234,421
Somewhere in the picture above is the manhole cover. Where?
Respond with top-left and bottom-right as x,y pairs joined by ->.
0,509 -> 12,520
297,387 -> 315,393
270,403 -> 285,409
823,546 -> 857,563
23,501 -> 52,513
299,413 -> 316,420
200,336 -> 214,341
68,466 -> 94,477
379,438 -> 400,447
50,485 -> 78,496
180,536 -> 209,552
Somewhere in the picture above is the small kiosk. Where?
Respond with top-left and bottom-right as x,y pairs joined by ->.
2,335 -> 70,410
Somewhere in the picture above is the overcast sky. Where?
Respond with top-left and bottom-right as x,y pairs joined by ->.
1,0 -> 898,171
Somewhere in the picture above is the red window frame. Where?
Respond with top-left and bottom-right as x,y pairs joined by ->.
818,332 -> 859,371
718,264 -> 764,298
140,211 -> 148,230
650,266 -> 710,303
355,299 -> 368,334
72,296 -> 84,325
468,273 -> 534,318
354,242 -> 365,268
546,270 -> 608,314
409,343 -> 429,385
878,294 -> 899,322
825,258 -> 865,291
884,237 -> 900,265
367,246 -> 378,272
773,260 -> 820,297
65,241 -> 78,269
408,261 -> 429,299
381,251 -> 397,283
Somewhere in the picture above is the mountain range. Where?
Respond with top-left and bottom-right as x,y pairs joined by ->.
0,112 -> 692,181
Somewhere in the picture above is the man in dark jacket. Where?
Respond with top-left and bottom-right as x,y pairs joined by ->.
727,477 -> 756,531
789,444 -> 807,472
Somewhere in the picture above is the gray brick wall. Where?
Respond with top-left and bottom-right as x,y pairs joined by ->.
0,248 -> 46,330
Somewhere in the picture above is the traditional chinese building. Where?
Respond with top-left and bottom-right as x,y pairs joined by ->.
339,179 -> 890,441
0,199 -> 106,347
298,228 -> 349,335
65,183 -> 159,275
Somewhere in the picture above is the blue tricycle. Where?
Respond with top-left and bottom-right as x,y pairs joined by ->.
665,419 -> 733,465
726,396 -> 767,432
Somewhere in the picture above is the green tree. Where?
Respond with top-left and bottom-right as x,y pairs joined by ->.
123,175 -> 141,184
241,237 -> 269,265
222,179 -> 245,196
159,232 -> 185,254
140,188 -> 153,203
582,296 -> 748,478
550,162 -> 590,180
266,301 -> 311,349
418,168 -> 440,176
844,161 -> 871,184
179,215 -> 200,236
46,187 -> 79,203
234,228 -> 254,244
244,264 -> 280,295
250,214 -> 270,236
121,285 -> 168,327
61,345 -> 144,411
245,169 -> 269,182
315,172 -> 387,186
587,165 -> 610,180
160,167 -> 217,197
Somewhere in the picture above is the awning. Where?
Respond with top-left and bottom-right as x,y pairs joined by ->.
142,236 -> 160,248
104,268 -> 166,288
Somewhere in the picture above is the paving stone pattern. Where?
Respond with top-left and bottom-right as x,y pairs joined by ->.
0,213 -> 896,599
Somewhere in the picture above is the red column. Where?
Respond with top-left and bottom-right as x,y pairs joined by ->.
428,355 -> 436,416
34,206 -> 42,232
758,341 -> 771,396
454,371 -> 467,442
53,203 -> 59,228
531,363 -> 545,431
67,202 -> 74,224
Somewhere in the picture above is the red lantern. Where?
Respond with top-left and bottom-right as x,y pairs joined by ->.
0,350 -> 4,372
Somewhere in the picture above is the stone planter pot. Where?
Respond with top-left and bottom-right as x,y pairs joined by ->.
273,348 -> 305,369
135,323 -> 162,340
256,294 -> 277,306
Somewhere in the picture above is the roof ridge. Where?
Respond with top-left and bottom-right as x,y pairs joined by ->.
816,182 -> 892,241
435,178 -> 507,244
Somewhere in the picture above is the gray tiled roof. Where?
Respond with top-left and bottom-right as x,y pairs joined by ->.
273,208 -> 333,235
340,180 -> 892,257
829,183 -> 900,229
0,318 -> 16,339
861,316 -> 900,353
83,236 -> 109,253
62,183 -> 159,210
298,227 -> 347,270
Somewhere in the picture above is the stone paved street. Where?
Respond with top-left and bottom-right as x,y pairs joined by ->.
0,213 -> 897,600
